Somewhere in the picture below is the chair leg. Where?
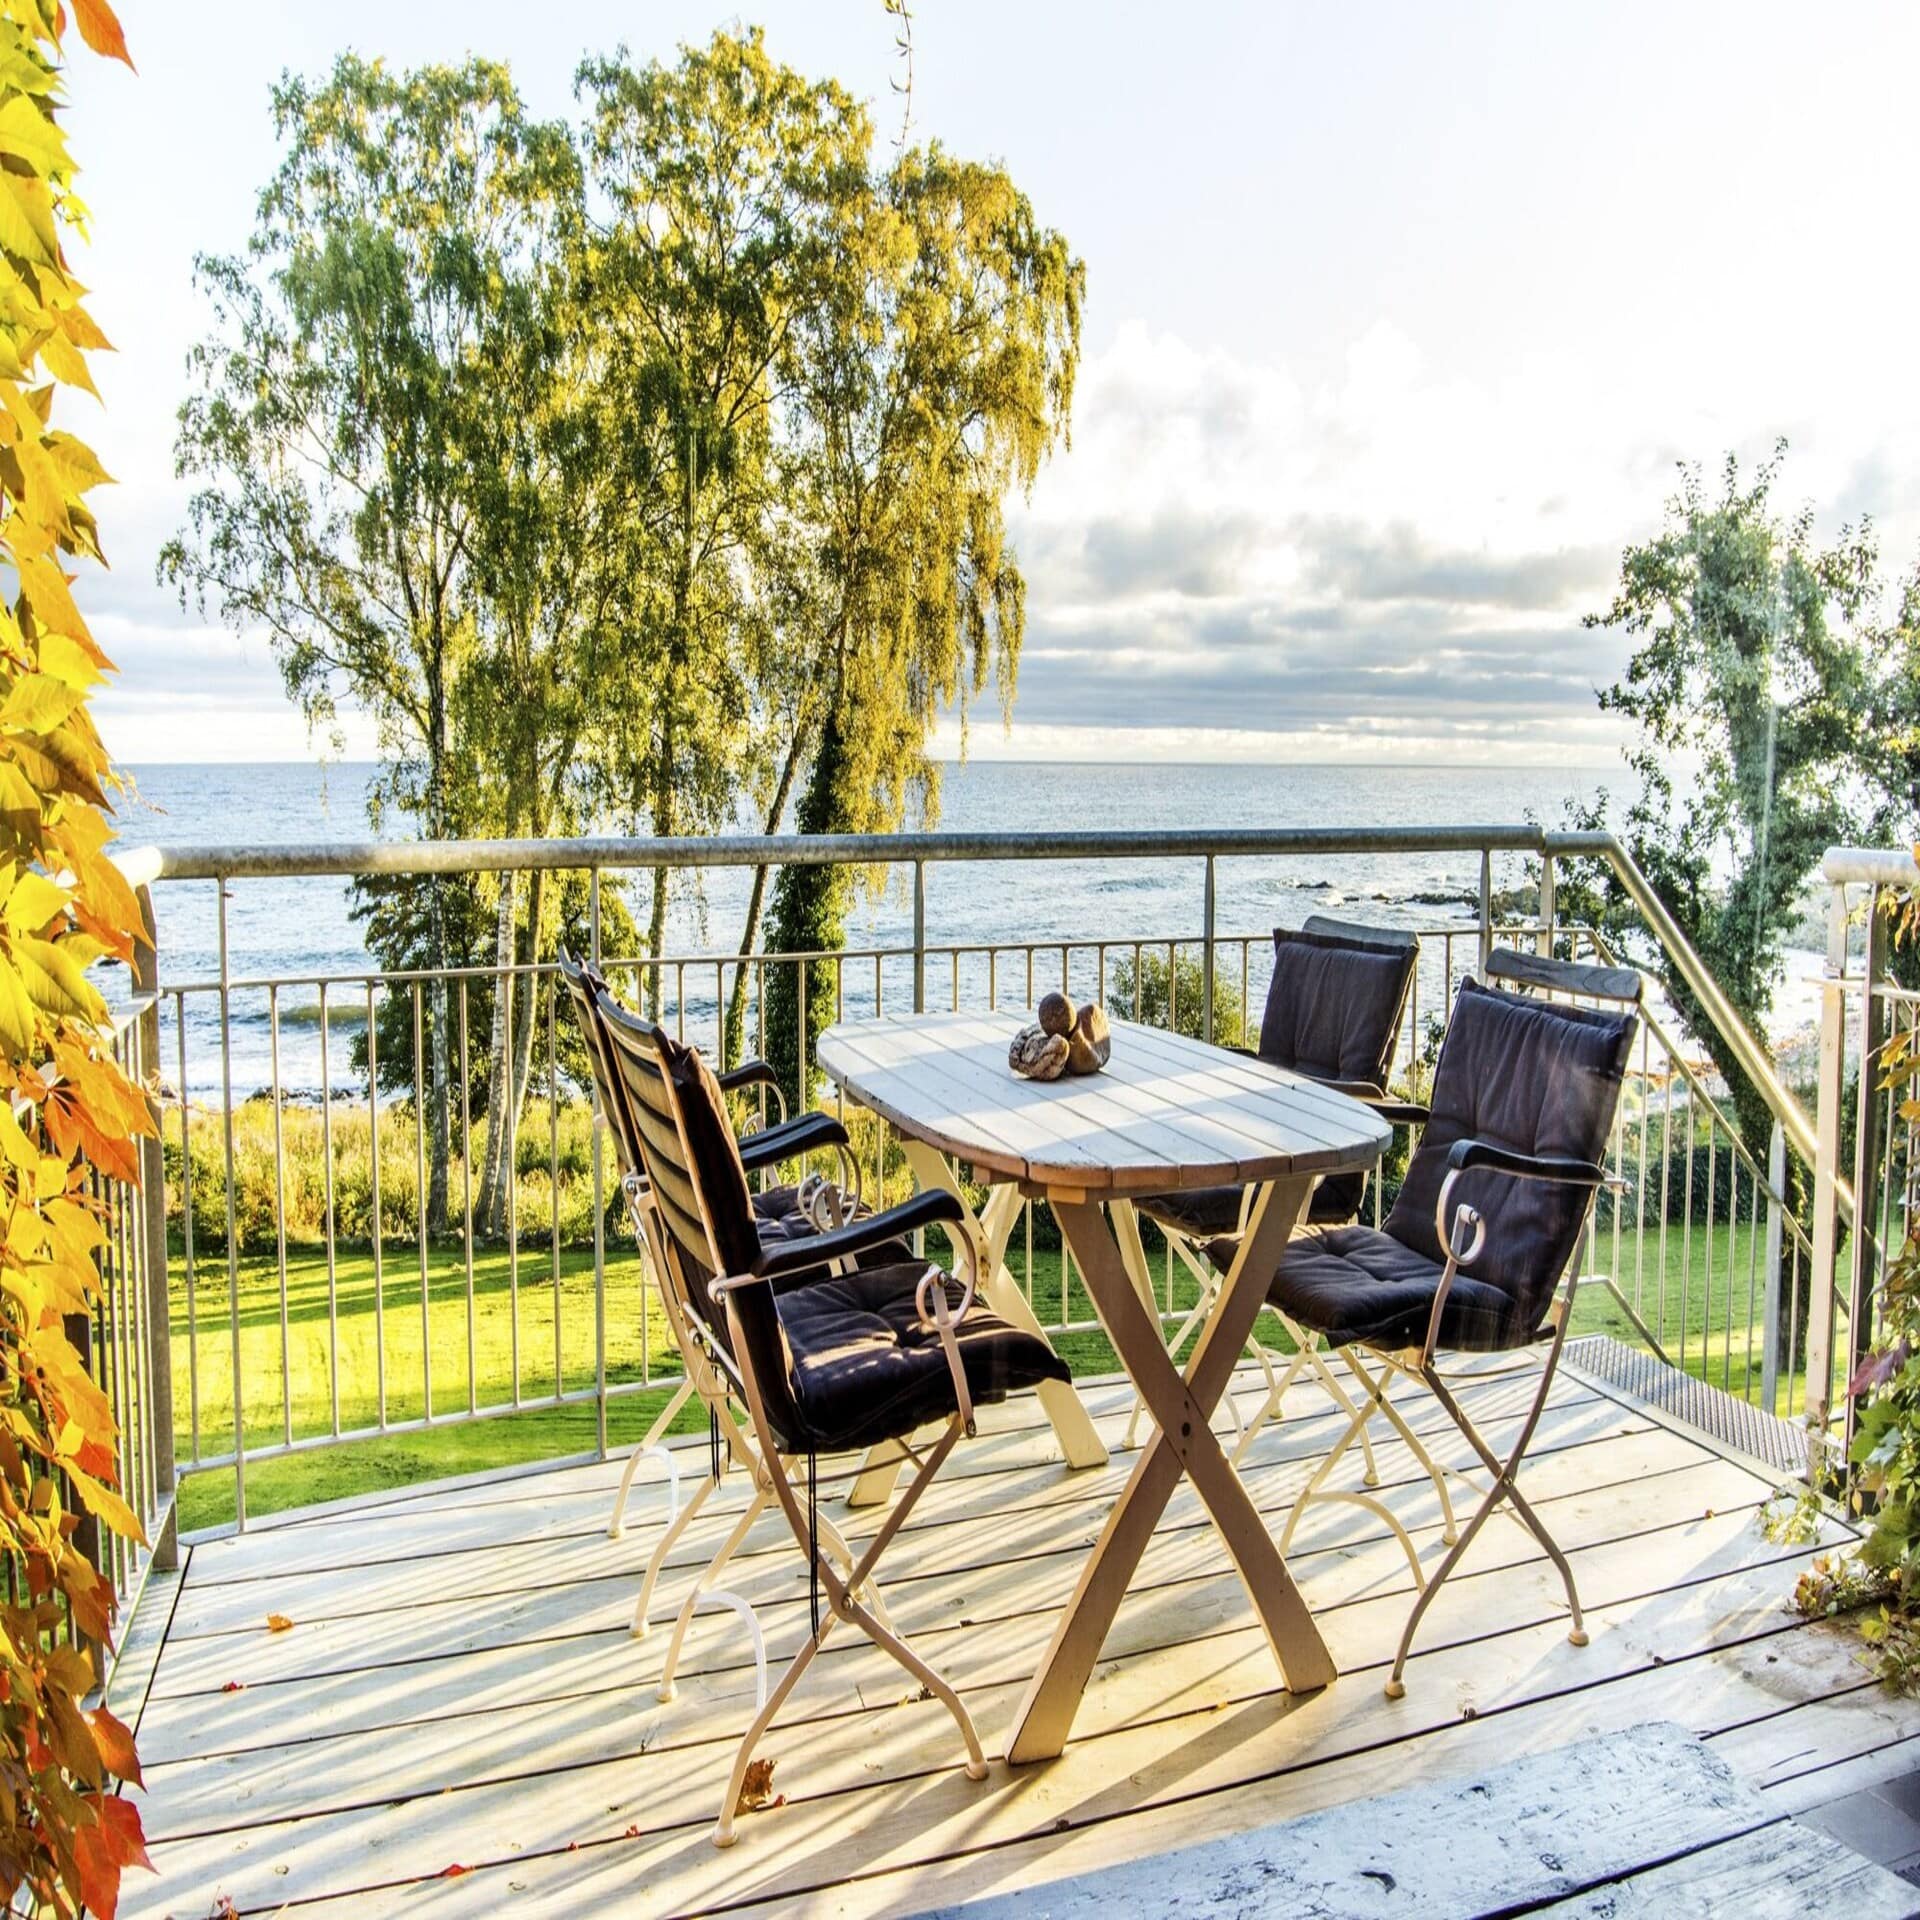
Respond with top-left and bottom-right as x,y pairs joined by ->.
1383,1347 -> 1582,1700
633,1468 -> 717,1638
659,1485 -> 769,1701
712,1418 -> 986,1848
1341,1348 -> 1457,1543
608,1375 -> 694,1538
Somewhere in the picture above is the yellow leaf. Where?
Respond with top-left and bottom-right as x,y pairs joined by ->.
0,672 -> 81,736
9,932 -> 101,1022
0,170 -> 57,266
35,327 -> 93,397
42,430 -> 109,493
265,1613 -> 294,1634
1,867 -> 67,931
0,94 -> 65,182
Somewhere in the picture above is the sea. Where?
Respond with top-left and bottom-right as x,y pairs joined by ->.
119,759 -> 1624,1100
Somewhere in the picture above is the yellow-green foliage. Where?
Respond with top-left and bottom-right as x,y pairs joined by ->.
0,3 -> 153,1913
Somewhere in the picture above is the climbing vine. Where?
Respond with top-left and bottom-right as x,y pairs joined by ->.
0,1 -> 154,1914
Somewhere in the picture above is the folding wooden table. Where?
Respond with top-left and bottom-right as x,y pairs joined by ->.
816,1009 -> 1392,1761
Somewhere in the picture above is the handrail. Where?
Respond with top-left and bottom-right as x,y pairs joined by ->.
140,822 -> 1549,881
1549,829 -> 1818,1170
121,819 -> 1818,1171
1823,846 -> 1920,889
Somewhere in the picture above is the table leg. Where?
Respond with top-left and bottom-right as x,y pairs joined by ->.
844,1140 -> 1106,1509
1006,1179 -> 1335,1763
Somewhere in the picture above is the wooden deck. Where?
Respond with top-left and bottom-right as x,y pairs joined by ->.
109,1355 -> 1913,1918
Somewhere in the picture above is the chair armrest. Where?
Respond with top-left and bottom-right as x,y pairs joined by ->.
1444,1139 -> 1608,1187
1367,1098 -> 1430,1128
736,1109 -> 849,1174
750,1188 -> 967,1282
718,1059 -> 789,1124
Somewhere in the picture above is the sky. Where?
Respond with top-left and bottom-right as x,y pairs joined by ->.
62,1 -> 1920,768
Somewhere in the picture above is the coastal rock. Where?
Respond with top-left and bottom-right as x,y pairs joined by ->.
1067,1001 -> 1111,1074
1036,990 -> 1076,1036
1009,1022 -> 1070,1081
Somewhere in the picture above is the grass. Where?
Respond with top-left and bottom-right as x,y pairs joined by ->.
169,1203 -> 1815,1533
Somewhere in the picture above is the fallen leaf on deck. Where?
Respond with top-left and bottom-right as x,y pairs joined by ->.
219,1681 -> 245,1694
436,1864 -> 471,1878
265,1613 -> 294,1633
735,1757 -> 779,1814
624,1824 -> 641,1838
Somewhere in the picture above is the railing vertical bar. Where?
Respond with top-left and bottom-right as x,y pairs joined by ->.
176,987 -> 199,1464
367,979 -> 386,1432
1477,850 -> 1493,976
459,977 -> 476,1416
912,860 -> 926,1015
589,870 -> 606,1456
268,984 -> 291,1449
1202,854 -> 1216,1043
413,982 -> 432,1425
507,939 -> 520,1409
319,982 -> 340,1438
549,975 -> 562,1402
216,878 -> 247,1528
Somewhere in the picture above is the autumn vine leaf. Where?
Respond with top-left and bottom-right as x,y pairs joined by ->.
0,0 -> 154,1915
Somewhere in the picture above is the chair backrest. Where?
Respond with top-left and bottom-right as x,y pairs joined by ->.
557,950 -> 636,1183
1386,977 -> 1637,1334
1483,945 -> 1645,1010
1257,921 -> 1418,1093
645,1021 -> 809,1448
588,985 -> 759,1354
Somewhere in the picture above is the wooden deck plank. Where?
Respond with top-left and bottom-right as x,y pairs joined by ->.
143,1391 -> 1655,1698
135,1455 -> 1799,1835
118,1353 -> 1887,1920
132,1430 -> 1742,1767
161,1375 -> 1629,1637
127,1552 -> 1860,1919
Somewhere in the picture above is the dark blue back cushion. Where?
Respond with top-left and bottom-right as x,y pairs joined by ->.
1258,926 -> 1416,1090
1387,980 -> 1635,1327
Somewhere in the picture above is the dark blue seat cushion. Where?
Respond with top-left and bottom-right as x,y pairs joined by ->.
778,1263 -> 1070,1453
751,1187 -> 911,1271
1264,1224 -> 1532,1353
1139,1172 -> 1365,1241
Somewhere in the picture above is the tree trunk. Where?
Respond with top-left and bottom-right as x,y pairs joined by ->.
475,869 -> 519,1237
764,709 -> 853,1115
725,712 -> 815,1067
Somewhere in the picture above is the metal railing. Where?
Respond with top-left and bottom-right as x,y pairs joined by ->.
1803,848 -> 1920,1472
130,823 -> 1833,1528
78,915 -> 177,1681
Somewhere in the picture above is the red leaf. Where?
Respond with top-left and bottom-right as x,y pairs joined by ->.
72,1794 -> 150,1920
219,1681 -> 245,1694
86,1705 -> 141,1787
436,1864 -> 471,1878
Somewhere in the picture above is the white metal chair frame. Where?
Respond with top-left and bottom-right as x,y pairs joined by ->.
1274,961 -> 1639,1699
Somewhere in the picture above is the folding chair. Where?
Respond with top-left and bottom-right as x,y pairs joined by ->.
557,951 -> 876,1542
643,1020 -> 1070,1845
558,956 -> 907,1661
1259,955 -> 1640,1697
1130,918 -> 1423,1461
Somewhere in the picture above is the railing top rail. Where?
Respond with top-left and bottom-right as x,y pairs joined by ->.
128,823 -> 1551,883
1822,846 -> 1920,889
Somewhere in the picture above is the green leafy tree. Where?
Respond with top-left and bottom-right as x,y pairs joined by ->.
575,32 -> 860,1019
165,57 -> 587,1231
763,140 -> 1084,1105
1581,445 -> 1876,1181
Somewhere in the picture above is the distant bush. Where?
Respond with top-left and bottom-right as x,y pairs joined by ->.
1106,947 -> 1246,1045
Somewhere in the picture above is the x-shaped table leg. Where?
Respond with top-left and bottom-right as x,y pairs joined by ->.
844,1139 -> 1108,1508
1007,1176 -> 1336,1763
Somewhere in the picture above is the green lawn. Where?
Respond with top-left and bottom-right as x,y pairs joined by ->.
169,1209 -> 1817,1533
